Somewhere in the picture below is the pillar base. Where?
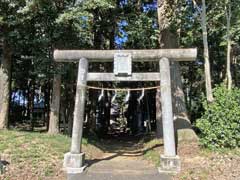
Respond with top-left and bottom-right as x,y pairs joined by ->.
63,152 -> 86,174
158,155 -> 180,174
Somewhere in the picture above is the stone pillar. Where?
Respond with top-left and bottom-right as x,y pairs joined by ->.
158,57 -> 180,174
63,58 -> 88,174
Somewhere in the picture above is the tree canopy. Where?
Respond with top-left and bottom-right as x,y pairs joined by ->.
0,0 -> 240,140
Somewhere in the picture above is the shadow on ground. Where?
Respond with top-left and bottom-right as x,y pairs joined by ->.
67,133 -> 170,180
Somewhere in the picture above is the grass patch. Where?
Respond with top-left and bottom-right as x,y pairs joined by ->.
144,150 -> 160,166
0,130 -> 71,161
0,130 -> 77,177
199,146 -> 240,157
142,138 -> 163,166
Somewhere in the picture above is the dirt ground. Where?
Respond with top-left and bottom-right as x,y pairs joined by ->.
0,131 -> 239,180
174,142 -> 240,180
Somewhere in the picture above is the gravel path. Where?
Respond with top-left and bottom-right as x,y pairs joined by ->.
67,150 -> 171,180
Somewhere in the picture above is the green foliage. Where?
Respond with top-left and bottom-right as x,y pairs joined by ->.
196,85 -> 240,149
125,13 -> 159,49
1,0 -> 240,137
82,0 -> 115,10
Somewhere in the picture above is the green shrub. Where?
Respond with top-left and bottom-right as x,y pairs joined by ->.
196,85 -> 240,149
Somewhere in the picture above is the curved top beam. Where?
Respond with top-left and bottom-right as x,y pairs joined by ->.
54,48 -> 197,62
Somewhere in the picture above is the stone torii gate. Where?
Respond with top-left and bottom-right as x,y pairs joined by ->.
54,48 -> 197,174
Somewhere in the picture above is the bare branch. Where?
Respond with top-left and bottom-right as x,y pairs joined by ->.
192,0 -> 202,14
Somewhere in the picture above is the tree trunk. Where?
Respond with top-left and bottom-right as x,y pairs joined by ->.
44,79 -> 51,129
0,39 -> 12,129
156,88 -> 163,138
226,1 -> 232,90
29,80 -> 35,131
48,74 -> 61,134
68,110 -> 73,136
226,39 -> 232,90
156,0 -> 165,138
157,0 -> 198,141
60,103 -> 67,134
201,0 -> 214,101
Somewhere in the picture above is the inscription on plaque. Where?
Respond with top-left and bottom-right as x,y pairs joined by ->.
114,53 -> 132,76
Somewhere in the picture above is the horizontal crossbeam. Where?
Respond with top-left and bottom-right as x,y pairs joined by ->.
87,73 -> 161,81
54,48 -> 197,62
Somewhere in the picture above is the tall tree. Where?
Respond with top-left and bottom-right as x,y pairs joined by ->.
48,74 -> 61,134
193,0 -> 214,102
0,38 -> 12,129
0,0 -> 23,129
157,0 -> 197,141
225,0 -> 232,90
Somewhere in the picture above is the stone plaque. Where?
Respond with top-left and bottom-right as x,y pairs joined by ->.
114,53 -> 132,76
